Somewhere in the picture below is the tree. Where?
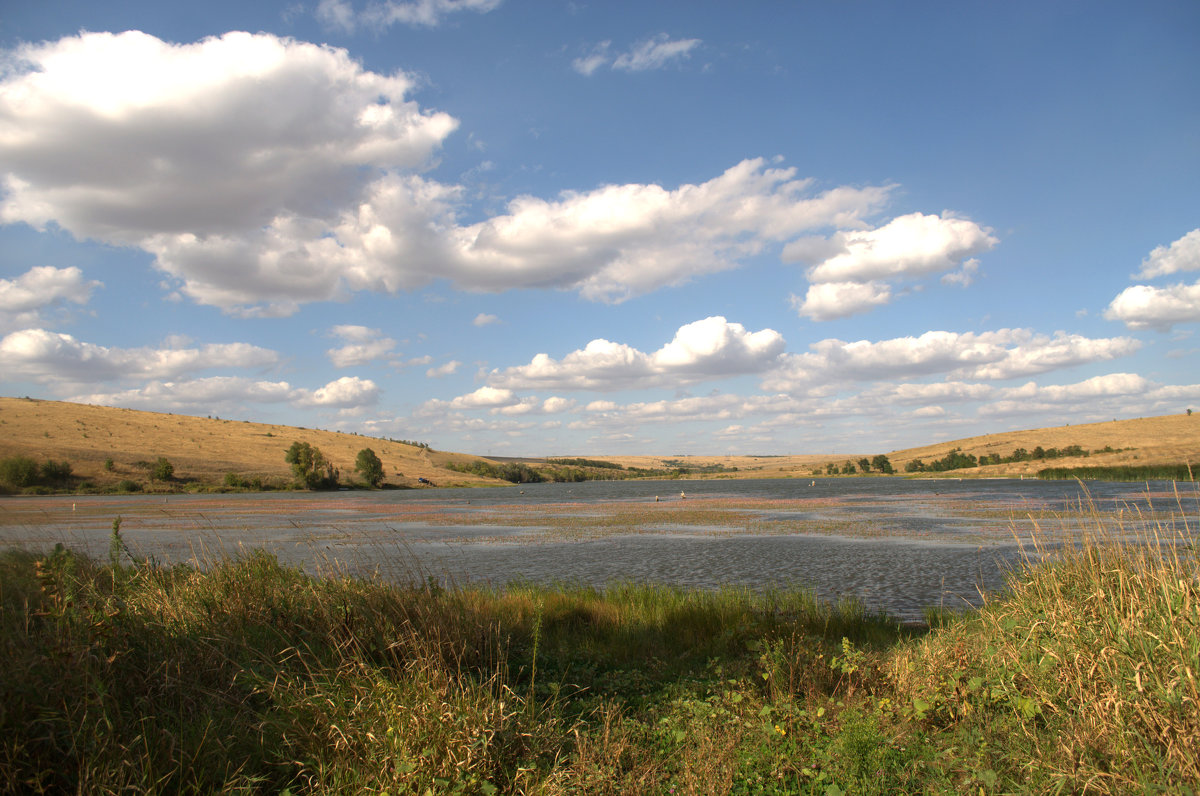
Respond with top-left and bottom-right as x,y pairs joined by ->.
285,441 -> 337,489
871,454 -> 894,474
40,460 -> 72,486
355,448 -> 384,487
857,458 -> 871,473
150,457 -> 174,482
841,461 -> 856,475
0,455 -> 39,487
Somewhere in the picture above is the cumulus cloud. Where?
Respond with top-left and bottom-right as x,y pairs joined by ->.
0,31 -> 983,318
1136,228 -> 1200,278
301,375 -> 380,407
0,265 -> 101,330
0,328 -> 279,385
1104,230 -> 1200,332
791,281 -> 891,322
786,213 -> 996,320
69,374 -> 379,413
763,329 -> 1138,391
1105,280 -> 1200,331
317,0 -> 501,32
473,313 -> 500,326
489,316 -> 785,391
327,325 -> 397,367
426,360 -> 461,377
573,34 -> 701,76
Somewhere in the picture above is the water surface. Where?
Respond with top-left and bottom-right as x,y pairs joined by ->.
1,477 -> 1193,622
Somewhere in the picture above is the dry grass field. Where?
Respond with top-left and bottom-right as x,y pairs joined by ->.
557,412 -> 1200,478
1,396 -> 1198,488
0,396 -> 499,489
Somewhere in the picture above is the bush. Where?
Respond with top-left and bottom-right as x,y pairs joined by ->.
150,457 -> 174,482
40,460 -> 72,485
116,479 -> 141,493
0,456 -> 39,488
224,472 -> 243,488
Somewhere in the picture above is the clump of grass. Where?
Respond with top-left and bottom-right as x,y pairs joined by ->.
888,486 -> 1200,793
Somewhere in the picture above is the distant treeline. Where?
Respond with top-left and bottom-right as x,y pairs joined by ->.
1037,464 -> 1195,481
445,457 -> 740,484
905,444 -> 1100,473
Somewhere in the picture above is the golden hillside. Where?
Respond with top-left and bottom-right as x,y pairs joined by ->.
2,397 -> 1197,487
561,413 -> 1200,478
0,397 -> 499,488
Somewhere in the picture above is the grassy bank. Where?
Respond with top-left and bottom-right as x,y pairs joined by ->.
2,507 -> 1197,794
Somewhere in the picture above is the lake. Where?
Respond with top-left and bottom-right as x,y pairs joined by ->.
1,477 -> 1194,622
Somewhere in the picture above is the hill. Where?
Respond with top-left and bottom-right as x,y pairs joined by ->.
0,396 -> 501,490
541,413 -> 1200,479
2,397 -> 1198,490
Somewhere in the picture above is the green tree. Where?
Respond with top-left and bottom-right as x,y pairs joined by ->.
0,455 -> 39,487
150,457 -> 174,482
355,448 -> 384,487
285,441 -> 337,489
40,460 -> 73,486
841,461 -> 856,475
857,457 -> 871,473
871,454 -> 894,474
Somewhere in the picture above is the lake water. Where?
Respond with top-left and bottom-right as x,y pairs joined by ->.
1,477 -> 1194,622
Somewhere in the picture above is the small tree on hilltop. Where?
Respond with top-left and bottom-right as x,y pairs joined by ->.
285,441 -> 338,489
871,454 -> 894,474
355,448 -> 384,487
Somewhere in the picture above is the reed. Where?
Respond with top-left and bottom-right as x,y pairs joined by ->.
2,486 -> 1196,793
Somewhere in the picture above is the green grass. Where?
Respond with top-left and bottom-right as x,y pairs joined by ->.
1037,463 -> 1195,481
2,495 -> 1197,794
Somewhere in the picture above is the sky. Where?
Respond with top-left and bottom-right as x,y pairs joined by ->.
1,1 -> 1198,457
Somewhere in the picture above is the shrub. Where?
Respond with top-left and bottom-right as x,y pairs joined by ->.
150,457 -> 174,482
0,456 -> 39,487
40,460 -> 72,485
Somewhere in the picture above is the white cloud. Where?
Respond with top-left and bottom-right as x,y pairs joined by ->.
300,375 -> 380,407
787,213 -> 996,320
574,34 -> 701,75
1136,228 -> 1200,278
489,316 -> 785,391
0,328 -> 279,385
473,313 -> 500,326
426,360 -> 461,377
0,265 -> 101,331
70,377 -> 295,411
70,374 -> 381,414
1105,280 -> 1200,331
0,266 -> 100,312
792,281 -> 891,321
317,0 -> 501,32
451,385 -> 516,408
763,329 -> 1138,391
326,325 -> 397,367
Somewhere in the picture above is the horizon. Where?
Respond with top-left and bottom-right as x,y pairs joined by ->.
1,2 -> 1198,456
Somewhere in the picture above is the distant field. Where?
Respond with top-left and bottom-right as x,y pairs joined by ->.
1,396 -> 1198,489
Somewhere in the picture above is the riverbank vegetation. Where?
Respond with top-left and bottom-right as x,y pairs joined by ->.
2,502 -> 1196,794
1037,463 -> 1195,481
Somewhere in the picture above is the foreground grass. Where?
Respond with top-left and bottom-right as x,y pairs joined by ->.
2,507 -> 1197,794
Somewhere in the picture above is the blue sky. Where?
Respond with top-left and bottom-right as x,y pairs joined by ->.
1,0 -> 1198,456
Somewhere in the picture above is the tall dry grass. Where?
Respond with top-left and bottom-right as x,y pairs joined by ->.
888,485 -> 1199,793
